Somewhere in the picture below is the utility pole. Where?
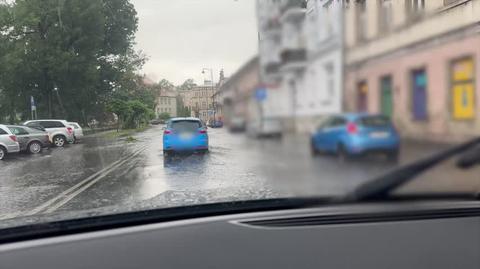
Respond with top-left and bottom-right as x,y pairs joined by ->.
202,68 -> 215,124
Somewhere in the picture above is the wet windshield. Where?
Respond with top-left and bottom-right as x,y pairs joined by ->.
170,121 -> 202,132
358,116 -> 391,127
0,0 -> 479,230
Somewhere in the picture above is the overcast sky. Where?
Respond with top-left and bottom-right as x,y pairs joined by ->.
130,0 -> 258,85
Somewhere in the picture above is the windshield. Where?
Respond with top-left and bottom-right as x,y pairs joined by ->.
357,116 -> 391,127
169,121 -> 202,132
0,0 -> 479,230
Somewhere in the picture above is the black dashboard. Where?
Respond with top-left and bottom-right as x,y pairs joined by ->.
1,200 -> 479,269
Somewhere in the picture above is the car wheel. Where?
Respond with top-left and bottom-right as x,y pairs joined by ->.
337,144 -> 350,162
53,135 -> 66,147
0,146 -> 6,160
28,141 -> 42,154
310,138 -> 318,156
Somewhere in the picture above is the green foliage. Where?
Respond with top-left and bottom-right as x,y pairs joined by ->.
157,112 -> 171,120
176,95 -> 191,117
0,0 -> 142,125
178,79 -> 196,91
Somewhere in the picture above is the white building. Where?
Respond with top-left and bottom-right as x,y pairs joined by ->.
300,0 -> 343,131
256,0 -> 343,133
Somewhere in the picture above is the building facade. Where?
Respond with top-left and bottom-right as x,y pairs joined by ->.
256,0 -> 343,133
216,57 -> 260,126
156,88 -> 177,118
178,83 -> 216,123
344,0 -> 480,142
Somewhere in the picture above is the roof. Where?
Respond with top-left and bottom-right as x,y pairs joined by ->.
337,113 -> 383,120
25,119 -> 68,122
169,117 -> 201,121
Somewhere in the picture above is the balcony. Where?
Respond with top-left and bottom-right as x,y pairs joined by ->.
280,0 -> 306,23
280,48 -> 306,71
265,62 -> 281,74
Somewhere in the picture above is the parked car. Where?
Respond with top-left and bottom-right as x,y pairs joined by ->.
23,120 -> 75,147
163,117 -> 209,155
310,113 -> 400,161
247,118 -> 283,138
150,119 -> 164,125
7,125 -> 50,154
68,122 -> 84,143
228,117 -> 246,133
208,120 -> 224,128
0,124 -> 20,160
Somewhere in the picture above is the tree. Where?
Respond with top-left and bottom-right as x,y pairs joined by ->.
157,112 -> 171,121
178,79 -> 196,91
106,99 -> 131,131
0,0 -> 142,125
158,79 -> 174,90
176,95 -> 191,117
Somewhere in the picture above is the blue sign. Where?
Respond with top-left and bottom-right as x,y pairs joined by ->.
255,88 -> 267,102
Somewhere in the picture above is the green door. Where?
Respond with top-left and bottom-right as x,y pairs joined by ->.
380,76 -> 393,118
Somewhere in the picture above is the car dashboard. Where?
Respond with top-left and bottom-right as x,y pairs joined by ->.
1,200 -> 479,269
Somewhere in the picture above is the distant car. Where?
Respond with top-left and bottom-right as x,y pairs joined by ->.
228,117 -> 246,132
68,122 -> 84,143
247,118 -> 283,138
24,120 -> 75,147
209,120 -> 224,128
150,119 -> 163,125
310,114 -> 400,161
163,117 -> 209,155
0,124 -> 20,160
7,125 -> 50,154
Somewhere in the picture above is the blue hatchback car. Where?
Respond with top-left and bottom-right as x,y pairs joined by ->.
310,114 -> 400,160
163,118 -> 209,155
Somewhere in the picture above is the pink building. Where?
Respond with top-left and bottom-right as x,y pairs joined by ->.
344,0 -> 480,143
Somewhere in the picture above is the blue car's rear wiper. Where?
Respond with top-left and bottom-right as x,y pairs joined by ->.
341,137 -> 480,202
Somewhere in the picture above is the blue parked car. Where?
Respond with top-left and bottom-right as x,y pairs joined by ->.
163,117 -> 209,155
310,114 -> 400,161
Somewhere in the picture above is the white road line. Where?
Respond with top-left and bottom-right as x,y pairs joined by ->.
23,146 -> 146,217
43,148 -> 146,213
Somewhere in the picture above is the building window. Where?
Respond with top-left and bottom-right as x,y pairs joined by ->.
406,0 -> 425,22
168,98 -> 171,105
203,102 -> 206,109
411,69 -> 428,120
451,57 -> 475,120
380,75 -> 393,118
378,0 -> 393,34
324,63 -> 334,104
355,0 -> 367,42
357,81 -> 368,112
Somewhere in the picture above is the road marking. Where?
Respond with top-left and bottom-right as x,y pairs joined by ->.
43,149 -> 145,213
21,146 -> 146,217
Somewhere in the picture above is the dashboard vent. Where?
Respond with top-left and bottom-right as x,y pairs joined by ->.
241,207 -> 480,228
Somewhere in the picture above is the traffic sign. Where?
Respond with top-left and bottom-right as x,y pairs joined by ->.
255,88 -> 267,102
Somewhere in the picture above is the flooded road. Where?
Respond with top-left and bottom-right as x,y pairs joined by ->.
0,125 -> 453,221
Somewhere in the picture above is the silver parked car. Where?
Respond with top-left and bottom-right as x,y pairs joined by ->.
0,124 -> 20,160
7,125 -> 50,154
68,122 -> 84,143
24,120 -> 75,147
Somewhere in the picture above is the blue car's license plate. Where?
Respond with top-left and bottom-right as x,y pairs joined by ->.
370,132 -> 390,138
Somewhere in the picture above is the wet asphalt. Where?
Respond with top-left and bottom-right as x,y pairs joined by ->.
0,125 -> 453,221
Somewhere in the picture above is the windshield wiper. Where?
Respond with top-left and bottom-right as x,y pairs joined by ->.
341,137 -> 480,202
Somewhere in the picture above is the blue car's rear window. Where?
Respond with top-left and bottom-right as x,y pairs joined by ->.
357,116 -> 391,127
170,121 -> 202,132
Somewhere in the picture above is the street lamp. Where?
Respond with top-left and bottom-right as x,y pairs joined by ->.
201,68 -> 215,123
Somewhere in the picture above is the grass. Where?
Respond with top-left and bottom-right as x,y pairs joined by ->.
100,125 -> 149,140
